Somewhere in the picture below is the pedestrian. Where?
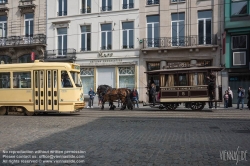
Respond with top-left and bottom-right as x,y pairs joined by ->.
236,86 -> 245,110
224,90 -> 229,108
150,83 -> 156,106
227,86 -> 233,107
131,87 -> 139,108
247,87 -> 250,110
87,88 -> 96,108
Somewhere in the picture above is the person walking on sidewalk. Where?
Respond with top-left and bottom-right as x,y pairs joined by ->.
224,91 -> 229,108
237,86 -> 245,110
247,87 -> 250,110
87,88 -> 96,108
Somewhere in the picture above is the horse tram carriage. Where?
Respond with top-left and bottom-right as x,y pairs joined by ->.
143,64 -> 224,111
97,85 -> 134,110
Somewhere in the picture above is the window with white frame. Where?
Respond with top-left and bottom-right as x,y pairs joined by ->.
80,68 -> 94,95
198,10 -> 212,45
101,23 -> 112,50
81,25 -> 91,51
57,28 -> 67,56
231,0 -> 248,16
81,0 -> 91,13
146,0 -> 159,5
122,22 -> 134,49
101,0 -> 112,11
0,16 -> 7,38
233,52 -> 246,65
122,0 -> 134,9
58,0 -> 67,16
171,13 -> 185,46
119,67 -> 135,89
147,15 -> 159,47
25,13 -> 33,37
171,0 -> 185,3
232,35 -> 247,49
0,0 -> 7,4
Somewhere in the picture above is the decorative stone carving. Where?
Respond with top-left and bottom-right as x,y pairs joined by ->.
98,51 -> 113,57
52,21 -> 71,30
9,48 -> 15,55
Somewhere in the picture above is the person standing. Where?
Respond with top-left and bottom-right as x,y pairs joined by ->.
131,88 -> 139,108
236,86 -> 245,110
247,87 -> 250,110
224,91 -> 229,108
87,88 -> 96,108
227,87 -> 233,107
150,83 -> 156,106
207,70 -> 216,108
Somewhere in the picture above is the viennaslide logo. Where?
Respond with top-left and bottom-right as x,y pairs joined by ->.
220,146 -> 247,165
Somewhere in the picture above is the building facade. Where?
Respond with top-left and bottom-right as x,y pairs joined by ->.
47,0 -> 140,95
224,0 -> 250,103
139,0 -> 224,102
0,0 -> 46,63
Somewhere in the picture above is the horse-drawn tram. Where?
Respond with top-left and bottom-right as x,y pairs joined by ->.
143,65 -> 224,111
0,60 -> 84,116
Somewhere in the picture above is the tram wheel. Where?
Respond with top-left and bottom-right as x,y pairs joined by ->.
165,103 -> 177,111
0,107 -> 6,115
25,109 -> 34,116
190,102 -> 205,111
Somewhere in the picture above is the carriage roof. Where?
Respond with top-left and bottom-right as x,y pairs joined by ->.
145,66 -> 224,75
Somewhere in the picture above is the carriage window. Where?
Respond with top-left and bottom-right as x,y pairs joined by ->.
13,72 -> 31,88
61,71 -> 73,88
179,74 -> 188,86
0,72 -> 10,88
197,73 -> 205,85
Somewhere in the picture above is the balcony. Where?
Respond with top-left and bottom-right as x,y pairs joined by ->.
101,6 -> 112,12
0,0 -> 8,14
0,34 -> 46,47
80,8 -> 91,14
147,0 -> 159,5
45,49 -> 76,62
18,0 -> 35,14
122,3 -> 134,9
142,35 -> 218,49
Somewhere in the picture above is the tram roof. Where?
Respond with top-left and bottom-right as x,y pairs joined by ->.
145,66 -> 224,74
0,60 -> 78,69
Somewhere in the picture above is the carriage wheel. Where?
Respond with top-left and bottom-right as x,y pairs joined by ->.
0,107 -> 6,115
190,102 -> 205,111
165,103 -> 177,111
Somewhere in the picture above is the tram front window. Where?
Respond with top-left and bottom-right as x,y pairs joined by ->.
70,71 -> 82,87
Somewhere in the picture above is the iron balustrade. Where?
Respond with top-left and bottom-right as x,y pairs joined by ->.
122,45 -> 134,49
57,11 -> 67,16
0,34 -> 46,47
147,0 -> 159,5
142,35 -> 217,48
80,8 -> 91,13
80,48 -> 91,51
101,6 -> 112,12
45,49 -> 76,59
122,3 -> 134,9
171,0 -> 185,3
101,45 -> 112,50
19,0 -> 34,6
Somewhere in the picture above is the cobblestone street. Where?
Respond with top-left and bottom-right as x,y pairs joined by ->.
0,108 -> 250,166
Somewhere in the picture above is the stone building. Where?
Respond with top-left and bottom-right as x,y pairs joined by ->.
46,0 -> 140,95
139,0 -> 224,102
0,0 -> 46,63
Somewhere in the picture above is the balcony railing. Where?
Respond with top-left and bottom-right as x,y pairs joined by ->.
122,3 -> 134,9
101,6 -> 112,12
81,8 -> 91,13
147,0 -> 159,5
142,35 -> 217,49
0,0 -> 8,4
19,0 -> 34,6
57,11 -> 67,16
45,49 -> 76,58
171,0 -> 185,3
0,34 -> 46,47
122,45 -> 134,49
101,45 -> 112,50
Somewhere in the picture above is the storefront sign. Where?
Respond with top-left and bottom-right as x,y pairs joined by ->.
90,59 -> 122,63
229,76 -> 239,81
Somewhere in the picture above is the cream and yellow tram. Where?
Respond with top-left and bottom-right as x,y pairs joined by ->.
144,66 -> 224,111
0,60 -> 85,115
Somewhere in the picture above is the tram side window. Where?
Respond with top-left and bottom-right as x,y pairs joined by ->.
189,72 -> 206,86
179,74 -> 188,86
61,71 -> 73,88
0,72 -> 10,88
13,72 -> 31,88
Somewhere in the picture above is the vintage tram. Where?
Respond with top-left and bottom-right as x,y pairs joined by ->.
143,64 -> 224,111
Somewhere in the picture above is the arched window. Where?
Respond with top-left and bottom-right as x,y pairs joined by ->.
0,55 -> 12,64
18,54 -> 37,63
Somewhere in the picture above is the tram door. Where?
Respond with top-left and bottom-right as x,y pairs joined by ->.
34,70 -> 59,111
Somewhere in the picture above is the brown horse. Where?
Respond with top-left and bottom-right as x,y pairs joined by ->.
97,85 -> 132,110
